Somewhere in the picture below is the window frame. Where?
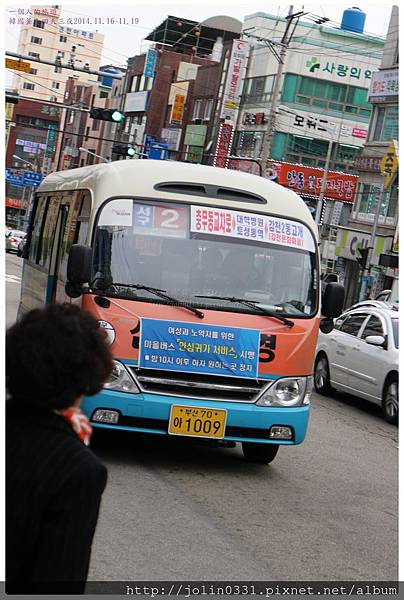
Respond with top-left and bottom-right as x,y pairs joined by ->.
360,314 -> 385,340
338,312 -> 369,337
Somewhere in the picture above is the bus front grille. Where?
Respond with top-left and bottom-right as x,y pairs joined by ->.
128,367 -> 271,402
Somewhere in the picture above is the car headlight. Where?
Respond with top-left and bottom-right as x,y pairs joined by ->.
103,361 -> 140,394
256,376 -> 312,407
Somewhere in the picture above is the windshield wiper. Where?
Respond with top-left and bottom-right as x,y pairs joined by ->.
111,283 -> 205,319
195,295 -> 294,327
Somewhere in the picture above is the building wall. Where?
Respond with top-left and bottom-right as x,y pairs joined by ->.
118,48 -> 214,155
12,4 -> 104,102
335,6 -> 398,302
239,12 -> 384,165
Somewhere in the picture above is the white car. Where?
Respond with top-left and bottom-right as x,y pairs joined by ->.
314,305 -> 399,424
6,230 -> 26,253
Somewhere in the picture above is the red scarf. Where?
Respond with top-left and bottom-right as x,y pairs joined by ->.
57,406 -> 93,446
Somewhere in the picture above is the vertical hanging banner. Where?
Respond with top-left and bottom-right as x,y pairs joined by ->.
220,39 -> 249,124
42,122 -> 59,176
170,94 -> 186,124
144,48 -> 158,78
213,123 -> 234,169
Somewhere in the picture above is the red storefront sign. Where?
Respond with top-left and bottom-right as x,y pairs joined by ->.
213,123 -> 234,169
6,197 -> 22,209
268,162 -> 358,203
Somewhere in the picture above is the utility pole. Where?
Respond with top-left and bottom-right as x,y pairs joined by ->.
314,131 -> 335,226
259,6 -> 300,173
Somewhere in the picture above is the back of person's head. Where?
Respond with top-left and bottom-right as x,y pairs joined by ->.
6,304 -> 113,410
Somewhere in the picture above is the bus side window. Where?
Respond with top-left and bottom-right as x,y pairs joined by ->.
74,193 -> 91,246
58,192 -> 91,281
29,195 -> 49,263
38,196 -> 61,269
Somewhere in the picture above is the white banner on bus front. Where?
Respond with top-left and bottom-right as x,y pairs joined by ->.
190,206 -> 315,253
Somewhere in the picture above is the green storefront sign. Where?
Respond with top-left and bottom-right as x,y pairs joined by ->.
184,125 -> 207,147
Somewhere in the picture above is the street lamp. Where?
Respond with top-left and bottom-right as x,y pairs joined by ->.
277,105 -> 336,227
79,147 -> 110,163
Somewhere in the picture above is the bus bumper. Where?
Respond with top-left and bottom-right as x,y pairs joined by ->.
82,390 -> 311,445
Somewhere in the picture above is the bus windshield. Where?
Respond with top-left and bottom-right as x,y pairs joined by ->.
93,199 -> 318,317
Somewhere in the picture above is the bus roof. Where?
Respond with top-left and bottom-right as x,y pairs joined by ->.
38,160 -> 317,234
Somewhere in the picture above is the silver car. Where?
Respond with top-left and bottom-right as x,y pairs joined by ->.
314,306 -> 399,424
6,230 -> 26,253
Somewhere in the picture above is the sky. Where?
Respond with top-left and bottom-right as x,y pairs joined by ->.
4,1 -> 397,75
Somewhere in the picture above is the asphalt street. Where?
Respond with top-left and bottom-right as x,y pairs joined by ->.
6,254 -> 398,582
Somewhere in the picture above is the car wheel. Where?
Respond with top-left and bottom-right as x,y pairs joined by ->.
242,442 -> 279,464
382,376 -> 398,425
314,354 -> 334,395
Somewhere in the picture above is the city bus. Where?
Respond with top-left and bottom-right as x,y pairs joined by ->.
18,160 -> 344,464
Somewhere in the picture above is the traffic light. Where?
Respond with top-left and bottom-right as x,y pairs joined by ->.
356,246 -> 369,269
90,107 -> 125,122
112,144 -> 136,157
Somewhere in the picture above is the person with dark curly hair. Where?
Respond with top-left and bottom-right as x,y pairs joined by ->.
6,303 -> 114,594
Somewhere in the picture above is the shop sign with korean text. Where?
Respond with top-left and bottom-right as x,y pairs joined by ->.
139,318 -> 260,378
190,205 -> 315,253
213,123 -> 234,168
184,124 -> 207,147
380,140 -> 398,188
6,58 -> 31,73
303,56 -> 373,84
220,39 -> 249,124
170,94 -> 185,124
144,48 -> 158,78
368,68 -> 399,103
161,128 -> 182,151
268,162 -> 358,203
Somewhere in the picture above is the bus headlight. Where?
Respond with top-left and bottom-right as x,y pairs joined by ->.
256,377 -> 312,407
103,361 -> 140,394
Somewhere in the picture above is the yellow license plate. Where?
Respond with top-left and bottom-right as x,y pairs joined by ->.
168,405 -> 227,439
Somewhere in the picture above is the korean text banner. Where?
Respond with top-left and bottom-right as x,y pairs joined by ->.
269,162 -> 358,202
139,319 -> 260,378
190,206 -> 315,253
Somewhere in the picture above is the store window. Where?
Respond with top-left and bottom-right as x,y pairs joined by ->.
358,184 -> 380,215
372,105 -> 398,141
282,74 -> 372,117
242,76 -> 274,104
192,99 -> 202,120
235,131 -> 264,158
272,132 -> 359,171
204,99 -> 214,120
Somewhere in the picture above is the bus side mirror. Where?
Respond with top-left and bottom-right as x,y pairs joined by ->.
322,282 -> 345,318
66,244 -> 92,297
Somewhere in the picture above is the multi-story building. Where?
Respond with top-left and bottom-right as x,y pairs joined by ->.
115,15 -> 241,159
12,4 -> 104,102
233,8 -> 385,230
334,5 -> 399,305
5,96 -> 61,226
